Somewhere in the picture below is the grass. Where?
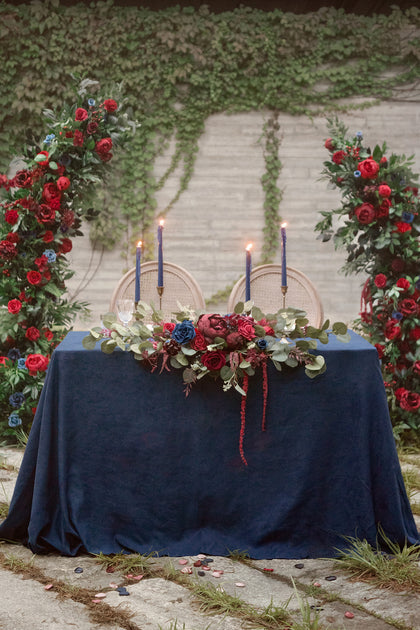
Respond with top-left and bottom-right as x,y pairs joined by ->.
94,550 -> 157,577
401,467 -> 420,502
290,579 -> 323,630
226,548 -> 252,564
334,527 -> 420,592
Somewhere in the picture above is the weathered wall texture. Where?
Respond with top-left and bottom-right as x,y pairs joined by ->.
66,100 -> 420,329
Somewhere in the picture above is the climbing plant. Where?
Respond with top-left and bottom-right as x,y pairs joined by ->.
0,1 -> 419,264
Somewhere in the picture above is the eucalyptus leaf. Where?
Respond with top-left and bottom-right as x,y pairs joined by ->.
101,339 -> 117,354
234,383 -> 246,396
336,332 -> 351,343
234,302 -> 244,314
332,322 -> 348,335
175,352 -> 189,366
251,306 -> 264,320
181,346 -> 197,356
82,334 -> 97,350
170,356 -> 183,369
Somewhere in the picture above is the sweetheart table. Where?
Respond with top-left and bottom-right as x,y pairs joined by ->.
0,330 -> 418,558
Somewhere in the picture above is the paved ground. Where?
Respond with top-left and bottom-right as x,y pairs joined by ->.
1,447 -> 420,630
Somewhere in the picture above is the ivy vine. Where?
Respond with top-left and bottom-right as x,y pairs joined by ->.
1,1 -> 419,269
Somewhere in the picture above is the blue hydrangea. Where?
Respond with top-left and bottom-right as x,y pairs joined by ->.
257,338 -> 267,350
354,170 -> 361,178
8,413 -> 22,428
87,98 -> 96,107
172,320 -> 196,345
401,212 -> 414,223
43,249 -> 56,263
7,347 -> 21,361
9,392 -> 25,408
17,358 -> 27,370
356,131 -> 363,139
43,133 -> 55,145
392,311 -> 403,321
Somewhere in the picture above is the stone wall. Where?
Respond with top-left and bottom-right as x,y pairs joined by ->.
66,99 -> 420,329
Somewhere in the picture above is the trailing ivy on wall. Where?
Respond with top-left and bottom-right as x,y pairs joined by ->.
1,0 -> 420,264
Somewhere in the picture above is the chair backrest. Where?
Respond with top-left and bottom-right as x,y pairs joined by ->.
109,261 -> 206,320
227,264 -> 324,327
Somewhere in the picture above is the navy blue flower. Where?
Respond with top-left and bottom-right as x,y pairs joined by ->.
257,338 -> 267,350
7,347 -> 21,361
43,249 -> 56,263
8,413 -> 22,428
172,320 -> 196,345
401,212 -> 414,223
354,170 -> 361,178
392,311 -> 403,321
17,358 -> 27,370
9,392 -> 25,408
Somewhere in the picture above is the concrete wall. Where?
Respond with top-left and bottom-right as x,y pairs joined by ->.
66,99 -> 420,330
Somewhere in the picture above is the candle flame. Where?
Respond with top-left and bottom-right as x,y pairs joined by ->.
159,219 -> 165,227
281,222 -> 287,228
137,240 -> 142,248
246,243 -> 253,251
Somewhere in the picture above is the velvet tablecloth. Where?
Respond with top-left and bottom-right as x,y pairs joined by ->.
1,330 -> 418,557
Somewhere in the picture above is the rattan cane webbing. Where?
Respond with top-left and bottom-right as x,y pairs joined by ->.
227,264 -> 324,327
109,261 -> 206,321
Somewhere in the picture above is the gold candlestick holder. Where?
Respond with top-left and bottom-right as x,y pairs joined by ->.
281,285 -> 288,309
157,286 -> 164,310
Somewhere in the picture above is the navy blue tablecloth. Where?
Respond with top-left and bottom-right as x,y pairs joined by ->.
1,330 -> 418,558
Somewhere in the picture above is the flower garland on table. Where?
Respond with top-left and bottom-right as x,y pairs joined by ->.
84,301 -> 349,464
0,79 -> 136,442
316,118 -> 420,440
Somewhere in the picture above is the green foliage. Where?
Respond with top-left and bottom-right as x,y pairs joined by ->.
316,119 -> 420,439
0,2 -> 420,263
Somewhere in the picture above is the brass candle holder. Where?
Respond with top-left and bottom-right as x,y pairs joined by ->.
281,285 -> 288,309
157,285 -> 164,310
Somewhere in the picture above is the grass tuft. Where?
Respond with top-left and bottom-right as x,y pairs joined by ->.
94,550 -> 157,577
226,548 -> 252,563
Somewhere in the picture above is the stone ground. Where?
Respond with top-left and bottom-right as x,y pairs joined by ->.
1,447 -> 420,630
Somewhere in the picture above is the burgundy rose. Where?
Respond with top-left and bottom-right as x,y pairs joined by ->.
25,354 -> 49,375
385,320 -> 401,340
75,107 -> 88,121
44,329 -> 54,341
399,298 -> 418,317
35,204 -> 56,224
99,152 -> 113,162
95,137 -> 113,155
332,150 -> 346,165
258,318 -> 276,336
358,158 -> 379,179
0,240 -> 17,260
197,314 -> 228,342
374,343 -> 385,359
6,232 -> 19,243
391,258 -> 405,273
61,210 -> 75,228
35,255 -> 48,272
395,222 -> 411,233
399,391 -> 420,412
7,299 -> 22,314
42,183 -> 61,203
12,169 -> 33,188
376,198 -> 391,219
396,278 -> 410,291
225,332 -> 244,350
42,270 -> 51,283
27,270 -> 42,286
410,327 -> 420,341
103,99 -> 118,112
201,350 -> 226,371
355,202 -> 375,225
374,273 -> 387,289
56,176 -> 70,191
5,209 -> 19,225
25,326 -> 40,341
190,329 -> 207,351
395,387 -> 408,401
59,238 -> 72,254
237,319 -> 256,341
43,231 -> 54,243
86,121 -> 99,135
73,130 -> 84,146
324,138 -> 335,151
378,184 -> 391,198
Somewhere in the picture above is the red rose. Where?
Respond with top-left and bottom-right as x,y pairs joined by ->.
43,231 -> 54,243
103,99 -> 118,112
42,183 -> 61,203
35,204 -> 56,224
201,350 -> 226,371
7,299 -> 22,314
358,158 -> 380,179
380,156 -> 388,165
400,391 -> 420,412
237,319 -> 256,341
95,137 -> 113,155
395,222 -> 412,233
197,314 -> 228,342
75,107 -> 88,121
399,298 -> 418,317
396,278 -> 410,291
36,150 -> 49,166
25,353 -> 49,375
162,322 -> 176,334
355,203 -> 375,225
73,130 -> 84,146
12,169 -> 33,188
56,176 -> 70,191
324,138 -> 335,151
99,152 -> 113,162
6,232 -> 19,243
65,130 -> 74,138
27,270 -> 42,285
35,255 -> 48,272
374,273 -> 387,289
395,387 -> 408,401
385,320 -> 401,340
42,269 -> 51,283
43,329 -> 54,341
410,327 -> 420,341
59,238 -> 72,254
378,184 -> 391,198
49,198 -> 61,211
25,326 -> 40,341
190,329 -> 207,351
332,150 -> 346,165
374,343 -> 385,359
86,121 -> 99,135
376,198 -> 391,219
0,240 -> 17,260
5,209 -> 19,225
